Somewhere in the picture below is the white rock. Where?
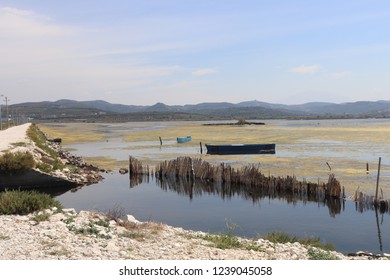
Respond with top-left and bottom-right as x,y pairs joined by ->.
124,215 -> 140,224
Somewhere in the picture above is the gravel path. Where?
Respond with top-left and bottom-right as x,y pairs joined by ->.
0,123 -> 31,154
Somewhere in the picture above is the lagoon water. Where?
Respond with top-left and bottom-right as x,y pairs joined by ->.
50,119 -> 390,255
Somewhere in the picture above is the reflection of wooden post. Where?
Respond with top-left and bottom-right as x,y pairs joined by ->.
375,157 -> 381,204
129,155 -> 131,176
375,206 -> 383,255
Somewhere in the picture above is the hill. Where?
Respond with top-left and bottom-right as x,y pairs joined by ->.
8,99 -> 390,122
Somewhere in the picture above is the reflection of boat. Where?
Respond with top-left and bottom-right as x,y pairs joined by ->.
177,136 -> 192,143
205,143 -> 275,155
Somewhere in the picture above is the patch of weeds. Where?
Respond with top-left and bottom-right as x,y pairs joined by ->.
48,248 -> 71,257
262,231 -> 298,244
92,219 -> 110,228
32,213 -> 51,223
67,222 -> 111,239
35,162 -> 52,173
148,222 -> 164,235
52,159 -> 65,170
63,216 -> 75,224
117,221 -> 163,241
200,222 -> 263,251
201,232 -> 241,250
40,240 -> 59,248
10,142 -> 27,147
119,231 -> 144,240
27,124 -> 58,159
299,236 -> 335,251
263,231 -> 335,251
0,234 -> 10,240
307,247 -> 340,260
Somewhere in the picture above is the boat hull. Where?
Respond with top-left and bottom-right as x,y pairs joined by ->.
205,144 -> 275,155
177,136 -> 192,143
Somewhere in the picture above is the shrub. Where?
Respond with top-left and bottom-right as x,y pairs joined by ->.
0,151 -> 35,175
0,189 -> 62,215
35,162 -> 52,173
263,231 -> 335,251
263,231 -> 298,244
307,247 -> 340,260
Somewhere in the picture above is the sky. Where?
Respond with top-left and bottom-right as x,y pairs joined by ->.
1,0 -> 390,106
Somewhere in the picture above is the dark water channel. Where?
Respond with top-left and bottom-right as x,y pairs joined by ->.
53,172 -> 389,255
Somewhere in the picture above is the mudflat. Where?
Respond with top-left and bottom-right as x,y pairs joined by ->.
39,119 -> 390,196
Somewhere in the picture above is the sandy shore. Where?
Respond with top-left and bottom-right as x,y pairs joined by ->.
0,123 -> 31,154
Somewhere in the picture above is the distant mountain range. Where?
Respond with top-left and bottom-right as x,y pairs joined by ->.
9,99 -> 390,122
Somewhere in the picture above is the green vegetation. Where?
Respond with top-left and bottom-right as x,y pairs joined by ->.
32,212 -> 51,223
0,234 -> 10,240
119,231 -> 143,240
27,123 -> 58,158
27,123 -> 67,172
307,247 -> 340,260
201,231 -> 242,250
0,189 -> 62,215
262,231 -> 335,251
0,151 -> 35,175
199,222 -> 263,251
67,220 -> 111,239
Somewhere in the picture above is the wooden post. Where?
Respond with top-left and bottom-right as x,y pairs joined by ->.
366,163 -> 369,174
159,136 -> 162,146
375,157 -> 381,204
129,155 -> 131,176
200,142 -> 203,154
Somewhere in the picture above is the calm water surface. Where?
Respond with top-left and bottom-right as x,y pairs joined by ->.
54,172 -> 389,255
52,119 -> 390,255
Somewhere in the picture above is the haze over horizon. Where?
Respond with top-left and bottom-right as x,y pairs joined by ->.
1,1 -> 389,106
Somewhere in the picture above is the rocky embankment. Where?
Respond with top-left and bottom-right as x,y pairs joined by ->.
47,141 -> 104,186
0,208 -> 386,260
0,123 -> 103,188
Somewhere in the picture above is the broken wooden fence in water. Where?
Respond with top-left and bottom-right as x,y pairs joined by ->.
128,156 -> 151,187
129,156 -> 342,198
352,157 -> 390,214
353,189 -> 390,214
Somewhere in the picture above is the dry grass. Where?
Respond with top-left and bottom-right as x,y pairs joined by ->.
38,124 -> 108,144
118,221 -> 165,241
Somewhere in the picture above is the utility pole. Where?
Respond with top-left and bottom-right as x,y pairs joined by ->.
4,96 -> 10,128
0,94 -> 3,130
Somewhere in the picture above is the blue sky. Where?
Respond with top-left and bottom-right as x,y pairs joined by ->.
1,0 -> 390,105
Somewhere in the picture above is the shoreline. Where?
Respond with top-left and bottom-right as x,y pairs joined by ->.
0,208 -> 387,260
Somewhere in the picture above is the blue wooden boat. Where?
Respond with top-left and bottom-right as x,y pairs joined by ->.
205,143 -> 275,155
177,136 -> 192,143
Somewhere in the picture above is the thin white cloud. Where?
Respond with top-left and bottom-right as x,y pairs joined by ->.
0,7 -> 67,37
192,68 -> 218,77
290,65 -> 321,74
331,71 -> 351,79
